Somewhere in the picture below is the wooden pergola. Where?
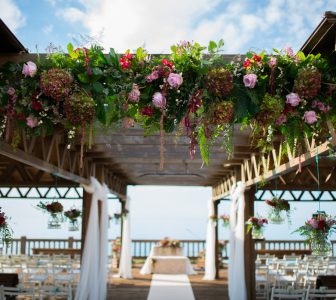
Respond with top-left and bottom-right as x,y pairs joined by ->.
1,11 -> 336,300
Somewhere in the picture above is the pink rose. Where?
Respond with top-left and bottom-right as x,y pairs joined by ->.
276,114 -> 287,125
243,74 -> 257,88
152,92 -> 166,109
146,71 -> 159,82
22,61 -> 37,77
7,87 -> 15,96
167,73 -> 183,88
312,101 -> 330,113
304,110 -> 318,124
26,116 -> 38,128
268,57 -> 277,67
128,84 -> 140,102
284,46 -> 294,57
308,218 -> 318,229
121,117 -> 135,128
286,93 -> 301,107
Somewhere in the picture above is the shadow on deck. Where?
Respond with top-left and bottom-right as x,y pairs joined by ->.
108,265 -> 228,300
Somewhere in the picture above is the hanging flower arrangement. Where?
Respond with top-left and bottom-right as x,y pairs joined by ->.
112,237 -> 122,256
219,214 -> 230,227
64,208 -> 81,231
0,40 -> 335,167
294,212 -> 336,256
246,216 -> 268,239
0,207 -> 13,245
37,201 -> 64,229
265,197 -> 291,224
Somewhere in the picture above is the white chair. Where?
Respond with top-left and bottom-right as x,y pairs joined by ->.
0,284 -> 36,300
270,287 -> 307,300
305,288 -> 336,299
38,284 -> 72,300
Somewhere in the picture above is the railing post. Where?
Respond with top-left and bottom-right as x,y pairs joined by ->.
68,237 -> 74,249
20,236 -> 26,255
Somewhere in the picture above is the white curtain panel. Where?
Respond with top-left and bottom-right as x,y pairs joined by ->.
75,177 -> 109,300
203,198 -> 216,280
118,197 -> 133,278
228,181 -> 247,300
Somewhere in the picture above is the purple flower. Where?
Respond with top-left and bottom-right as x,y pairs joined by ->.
26,115 -> 38,128
128,84 -> 140,102
22,61 -> 37,78
304,110 -> 318,124
146,71 -> 159,82
243,74 -> 257,88
284,46 -> 295,57
152,92 -> 166,109
286,93 -> 301,107
7,87 -> 15,96
167,73 -> 183,88
276,114 -> 287,125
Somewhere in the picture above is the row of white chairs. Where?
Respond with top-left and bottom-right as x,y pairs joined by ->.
270,286 -> 336,300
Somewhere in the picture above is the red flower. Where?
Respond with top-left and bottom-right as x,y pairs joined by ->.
124,53 -> 133,61
140,106 -> 154,117
243,59 -> 251,68
17,112 -> 26,120
0,215 -> 6,226
32,100 -> 42,111
252,54 -> 262,62
162,59 -> 174,68
318,220 -> 326,230
119,57 -> 131,69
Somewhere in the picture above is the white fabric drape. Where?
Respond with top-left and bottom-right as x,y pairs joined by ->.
75,177 -> 109,300
228,181 -> 247,300
203,198 -> 216,280
118,197 -> 133,278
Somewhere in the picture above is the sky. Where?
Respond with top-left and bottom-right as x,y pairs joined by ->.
1,0 -> 336,54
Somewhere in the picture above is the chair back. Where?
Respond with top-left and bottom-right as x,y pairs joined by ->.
270,287 -> 307,300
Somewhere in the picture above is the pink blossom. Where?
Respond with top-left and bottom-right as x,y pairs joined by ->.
286,93 -> 301,107
284,46 -> 295,57
152,92 -> 166,109
7,87 -> 15,96
243,74 -> 257,88
304,110 -> 318,124
167,73 -> 183,88
26,116 -> 38,128
146,71 -> 159,82
121,117 -> 135,128
257,219 -> 264,226
312,101 -> 331,113
22,61 -> 37,77
308,218 -> 318,229
276,114 -> 287,125
128,84 -> 140,102
268,57 -> 277,67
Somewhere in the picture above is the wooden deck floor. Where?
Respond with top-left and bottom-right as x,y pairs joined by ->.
108,265 -> 228,300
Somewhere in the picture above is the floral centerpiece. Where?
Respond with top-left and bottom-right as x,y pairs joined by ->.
219,214 -> 230,227
0,207 -> 13,246
246,216 -> 268,239
265,197 -> 291,224
294,212 -> 336,256
37,201 -> 64,229
64,208 -> 81,231
158,237 -> 181,248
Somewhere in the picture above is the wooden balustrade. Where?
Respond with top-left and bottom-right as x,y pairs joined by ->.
1,238 -> 335,257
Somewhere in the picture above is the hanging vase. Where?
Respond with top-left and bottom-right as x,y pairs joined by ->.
310,233 -> 332,256
68,219 -> 79,231
48,213 -> 62,229
252,227 -> 264,239
268,209 -> 285,224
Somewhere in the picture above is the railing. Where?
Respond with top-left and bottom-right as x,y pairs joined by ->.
2,238 -> 335,257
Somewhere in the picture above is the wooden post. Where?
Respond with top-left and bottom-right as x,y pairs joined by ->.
214,200 -> 219,279
244,187 -> 256,300
20,236 -> 26,255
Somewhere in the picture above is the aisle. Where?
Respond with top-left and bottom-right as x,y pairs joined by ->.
147,274 -> 195,300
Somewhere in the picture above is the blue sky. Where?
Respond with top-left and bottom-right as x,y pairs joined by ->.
1,0 -> 336,53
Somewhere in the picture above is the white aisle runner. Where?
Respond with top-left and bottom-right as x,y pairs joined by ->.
147,274 -> 195,300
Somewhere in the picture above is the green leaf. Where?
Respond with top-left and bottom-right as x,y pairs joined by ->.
246,52 -> 253,59
93,82 -> 104,93
67,43 -> 78,60
217,39 -> 224,49
208,41 -> 217,53
77,73 -> 90,84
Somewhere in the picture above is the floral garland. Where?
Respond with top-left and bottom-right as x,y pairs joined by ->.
1,41 -> 335,166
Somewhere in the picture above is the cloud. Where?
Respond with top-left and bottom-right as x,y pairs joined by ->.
42,24 -> 53,34
55,0 -> 336,53
0,0 -> 26,32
